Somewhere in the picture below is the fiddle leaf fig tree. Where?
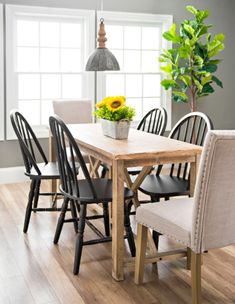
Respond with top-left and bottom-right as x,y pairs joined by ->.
160,5 -> 225,112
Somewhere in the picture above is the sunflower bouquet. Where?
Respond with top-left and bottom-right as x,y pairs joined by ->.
94,96 -> 135,121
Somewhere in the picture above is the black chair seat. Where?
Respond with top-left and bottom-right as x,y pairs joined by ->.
28,162 -> 60,179
62,178 -> 134,203
138,175 -> 189,198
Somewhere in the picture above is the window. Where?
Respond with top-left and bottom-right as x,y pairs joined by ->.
96,11 -> 172,129
6,5 -> 95,139
0,4 -> 4,140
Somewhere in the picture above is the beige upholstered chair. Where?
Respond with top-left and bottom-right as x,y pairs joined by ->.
135,130 -> 235,304
52,99 -> 92,124
52,99 -> 92,163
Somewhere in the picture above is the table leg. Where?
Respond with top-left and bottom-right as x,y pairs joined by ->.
190,154 -> 200,197
112,159 -> 124,281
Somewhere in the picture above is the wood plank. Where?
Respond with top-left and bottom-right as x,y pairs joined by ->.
69,124 -> 202,161
112,159 -> 125,281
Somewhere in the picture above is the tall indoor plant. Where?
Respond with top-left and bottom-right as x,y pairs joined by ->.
160,6 -> 225,112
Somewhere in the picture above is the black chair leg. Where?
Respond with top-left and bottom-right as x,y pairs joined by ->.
151,195 -> 161,250
124,202 -> 136,257
23,179 -> 36,233
73,204 -> 87,275
54,197 -> 69,244
102,202 -> 110,236
33,179 -> 41,212
101,165 -> 109,178
152,230 -> 161,250
70,199 -> 78,233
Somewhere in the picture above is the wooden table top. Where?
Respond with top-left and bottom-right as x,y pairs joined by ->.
68,124 -> 202,162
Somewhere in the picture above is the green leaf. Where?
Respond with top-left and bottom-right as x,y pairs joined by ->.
194,55 -> 204,67
193,78 -> 203,92
214,33 -> 225,42
186,5 -> 198,16
212,75 -> 223,88
179,45 -> 191,59
183,24 -> 195,37
179,75 -> 191,86
163,24 -> 181,43
196,25 -> 208,37
160,79 -> 177,90
201,74 -> 212,86
160,64 -> 173,74
172,91 -> 188,101
201,83 -> 215,94
209,59 -> 222,65
204,64 -> 217,73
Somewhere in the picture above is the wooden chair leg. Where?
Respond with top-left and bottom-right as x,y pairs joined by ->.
191,250 -> 202,304
134,224 -> 148,284
23,179 -> 36,233
73,204 -> 87,275
54,197 -> 69,244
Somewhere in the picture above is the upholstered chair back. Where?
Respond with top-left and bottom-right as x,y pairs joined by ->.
192,130 -> 235,253
52,99 -> 92,124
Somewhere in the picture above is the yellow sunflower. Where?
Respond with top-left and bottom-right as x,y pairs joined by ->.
106,96 -> 125,112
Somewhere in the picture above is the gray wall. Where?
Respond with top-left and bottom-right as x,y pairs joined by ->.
0,0 -> 234,167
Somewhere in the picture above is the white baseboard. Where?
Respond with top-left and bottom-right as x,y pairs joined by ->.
0,166 -> 28,184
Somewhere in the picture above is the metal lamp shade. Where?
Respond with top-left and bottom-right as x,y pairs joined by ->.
85,48 -> 120,71
85,18 -> 120,72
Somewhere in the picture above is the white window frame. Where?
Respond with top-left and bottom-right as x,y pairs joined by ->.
5,5 -> 95,139
96,10 -> 172,130
0,4 -> 4,140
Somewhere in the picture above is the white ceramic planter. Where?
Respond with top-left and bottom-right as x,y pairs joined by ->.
101,119 -> 130,139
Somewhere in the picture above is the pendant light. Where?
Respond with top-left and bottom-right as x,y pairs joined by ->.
85,18 -> 120,71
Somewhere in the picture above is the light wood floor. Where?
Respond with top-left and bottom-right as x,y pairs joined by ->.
0,181 -> 235,304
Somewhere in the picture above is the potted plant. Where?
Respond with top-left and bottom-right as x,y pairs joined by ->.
159,5 -> 225,112
94,96 -> 135,139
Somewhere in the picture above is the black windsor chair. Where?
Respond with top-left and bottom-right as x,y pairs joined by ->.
10,110 -> 66,233
49,115 -> 136,275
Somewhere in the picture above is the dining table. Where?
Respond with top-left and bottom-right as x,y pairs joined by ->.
49,123 -> 202,281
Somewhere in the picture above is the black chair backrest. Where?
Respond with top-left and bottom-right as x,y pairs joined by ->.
137,107 -> 167,135
10,110 -> 48,175
49,115 -> 97,200
157,111 -> 213,179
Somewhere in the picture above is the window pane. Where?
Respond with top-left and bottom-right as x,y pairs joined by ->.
124,50 -> 141,72
17,47 -> 39,72
40,21 -> 60,47
106,74 -> 125,96
61,49 -> 81,72
105,25 -> 123,49
142,27 -> 160,49
41,100 -> 53,125
17,20 -> 39,46
41,74 -> 61,99
40,48 -> 60,72
142,51 -> 160,73
61,23 -> 81,48
18,100 -> 40,125
124,26 -> 141,49
62,74 -> 82,98
143,74 -> 161,97
126,98 -> 142,121
126,75 -> 142,97
143,97 -> 161,115
18,74 -> 40,99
